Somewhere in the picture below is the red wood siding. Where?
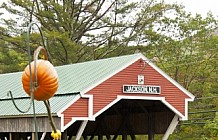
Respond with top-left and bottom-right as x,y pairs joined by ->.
62,98 -> 88,125
87,59 -> 189,116
62,58 -> 190,125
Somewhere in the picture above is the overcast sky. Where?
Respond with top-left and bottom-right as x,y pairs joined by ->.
165,0 -> 218,17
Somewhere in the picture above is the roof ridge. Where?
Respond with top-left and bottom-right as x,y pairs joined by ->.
55,53 -> 142,68
0,71 -> 23,76
0,53 -> 142,75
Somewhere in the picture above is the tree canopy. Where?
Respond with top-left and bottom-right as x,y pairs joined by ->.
0,0 -> 183,65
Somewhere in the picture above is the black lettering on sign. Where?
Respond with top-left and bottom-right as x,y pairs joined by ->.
123,85 -> 161,94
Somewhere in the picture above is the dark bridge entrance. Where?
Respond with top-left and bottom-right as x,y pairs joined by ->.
65,99 -> 175,140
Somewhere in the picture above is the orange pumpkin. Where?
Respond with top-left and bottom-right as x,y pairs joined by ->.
22,59 -> 58,101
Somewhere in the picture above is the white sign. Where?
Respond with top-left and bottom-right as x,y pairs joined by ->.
123,85 -> 161,94
138,75 -> 144,85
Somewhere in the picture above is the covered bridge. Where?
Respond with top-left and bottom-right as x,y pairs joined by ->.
0,53 -> 195,140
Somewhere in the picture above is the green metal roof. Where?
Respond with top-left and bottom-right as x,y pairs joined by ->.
0,53 -> 141,117
0,94 -> 77,117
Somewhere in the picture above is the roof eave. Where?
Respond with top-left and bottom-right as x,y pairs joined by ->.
0,113 -> 58,119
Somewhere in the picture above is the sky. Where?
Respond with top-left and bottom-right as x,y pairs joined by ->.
165,0 -> 218,17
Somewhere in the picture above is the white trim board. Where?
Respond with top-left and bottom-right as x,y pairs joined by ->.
59,94 -> 190,131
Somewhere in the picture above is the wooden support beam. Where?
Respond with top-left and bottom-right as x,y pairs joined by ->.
9,133 -> 12,140
99,116 -> 111,140
162,115 -> 179,140
112,115 -> 127,140
75,120 -> 88,140
113,108 -> 131,140
89,115 -> 111,140
148,112 -> 155,140
98,135 -> 103,140
83,135 -> 88,140
32,132 -> 35,140
89,120 -> 100,140
40,132 -> 46,140
89,134 -> 95,140
61,130 -> 67,140
68,133 -> 73,140
122,134 -> 127,140
124,114 -> 136,140
126,123 -> 136,140
106,135 -> 111,140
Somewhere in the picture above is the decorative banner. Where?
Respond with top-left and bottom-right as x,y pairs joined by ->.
123,85 -> 161,94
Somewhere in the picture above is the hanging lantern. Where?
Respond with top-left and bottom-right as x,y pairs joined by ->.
22,59 -> 58,101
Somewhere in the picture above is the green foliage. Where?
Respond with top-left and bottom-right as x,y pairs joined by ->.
204,112 -> 218,139
0,0 -> 181,65
0,0 -> 217,139
0,40 -> 26,73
